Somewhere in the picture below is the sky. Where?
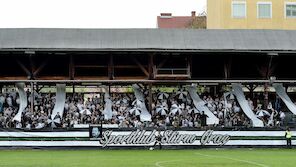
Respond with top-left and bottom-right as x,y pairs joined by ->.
0,0 -> 206,28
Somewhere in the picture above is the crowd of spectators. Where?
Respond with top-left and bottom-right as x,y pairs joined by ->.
0,87 -> 287,129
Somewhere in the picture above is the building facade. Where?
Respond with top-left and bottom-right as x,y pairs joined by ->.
207,0 -> 296,29
157,11 -> 206,29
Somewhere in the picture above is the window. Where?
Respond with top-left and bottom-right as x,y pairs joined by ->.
257,2 -> 272,18
232,1 -> 246,18
286,2 -> 296,18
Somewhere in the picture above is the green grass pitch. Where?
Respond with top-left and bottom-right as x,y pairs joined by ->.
0,149 -> 295,167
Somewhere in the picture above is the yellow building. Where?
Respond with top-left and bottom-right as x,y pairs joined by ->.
207,0 -> 296,29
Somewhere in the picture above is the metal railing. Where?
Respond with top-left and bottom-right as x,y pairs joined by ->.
153,66 -> 191,78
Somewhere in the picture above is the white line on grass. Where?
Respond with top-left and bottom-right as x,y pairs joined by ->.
195,152 -> 269,167
155,160 -> 180,167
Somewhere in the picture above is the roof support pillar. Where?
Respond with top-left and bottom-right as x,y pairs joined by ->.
148,53 -> 154,80
108,54 -> 114,80
148,83 -> 153,113
187,55 -> 192,78
69,55 -> 75,80
30,82 -> 34,114
72,84 -> 75,98
29,55 -> 36,79
245,84 -> 257,99
224,55 -> 232,79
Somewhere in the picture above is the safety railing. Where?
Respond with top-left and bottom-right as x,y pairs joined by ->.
153,66 -> 191,78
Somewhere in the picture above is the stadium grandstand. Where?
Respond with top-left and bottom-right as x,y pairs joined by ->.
0,28 -> 296,149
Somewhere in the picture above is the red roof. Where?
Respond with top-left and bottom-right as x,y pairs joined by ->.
157,16 -> 193,28
157,12 -> 197,29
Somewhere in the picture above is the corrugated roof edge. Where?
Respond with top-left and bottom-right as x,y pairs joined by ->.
0,28 -> 295,52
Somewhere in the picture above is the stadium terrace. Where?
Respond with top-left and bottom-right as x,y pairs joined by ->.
0,28 -> 296,148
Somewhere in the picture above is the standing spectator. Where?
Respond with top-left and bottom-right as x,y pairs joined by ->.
200,111 -> 208,127
0,94 -> 4,113
275,95 -> 281,112
279,111 -> 286,126
285,127 -> 292,149
247,98 -> 254,110
153,130 -> 162,150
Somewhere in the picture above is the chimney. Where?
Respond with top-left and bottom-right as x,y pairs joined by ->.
191,11 -> 196,17
160,13 -> 172,18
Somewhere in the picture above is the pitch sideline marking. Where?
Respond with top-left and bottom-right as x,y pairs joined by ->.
195,152 -> 269,167
155,160 -> 180,167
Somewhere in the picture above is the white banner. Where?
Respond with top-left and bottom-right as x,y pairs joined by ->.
188,86 -> 219,125
0,130 -> 292,147
273,83 -> 296,115
0,131 -> 291,138
13,83 -> 27,122
232,84 -> 264,127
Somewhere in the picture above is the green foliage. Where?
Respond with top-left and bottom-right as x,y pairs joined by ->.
189,16 -> 207,29
156,87 -> 178,93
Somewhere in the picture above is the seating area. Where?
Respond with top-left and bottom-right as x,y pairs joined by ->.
0,83 -> 290,130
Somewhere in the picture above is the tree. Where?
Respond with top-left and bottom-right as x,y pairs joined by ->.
187,11 -> 207,29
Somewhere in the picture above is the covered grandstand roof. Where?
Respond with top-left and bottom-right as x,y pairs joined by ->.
0,28 -> 296,52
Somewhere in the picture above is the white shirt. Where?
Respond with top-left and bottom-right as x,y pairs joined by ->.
280,112 -> 285,120
267,103 -> 273,110
6,97 -> 12,106
233,105 -> 241,113
0,96 -> 5,103
218,111 -> 224,119
25,123 -> 31,129
77,103 -> 83,111
248,100 -> 254,110
16,122 -> 22,129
